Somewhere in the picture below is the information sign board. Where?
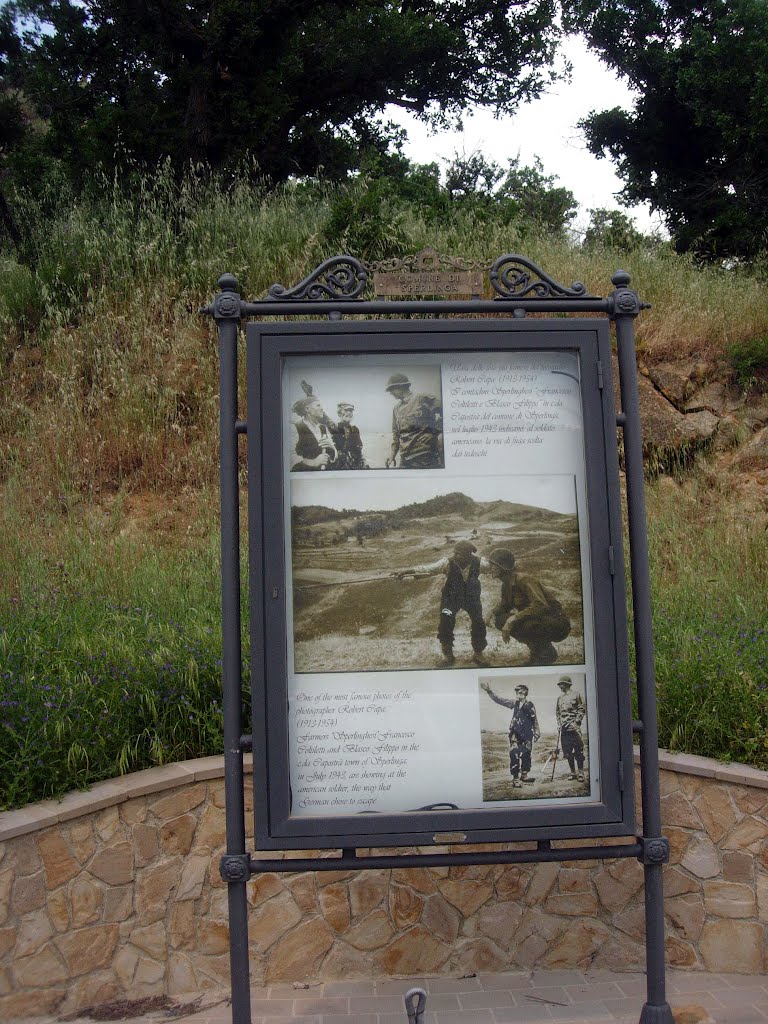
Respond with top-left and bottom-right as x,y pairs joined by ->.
248,318 -> 635,849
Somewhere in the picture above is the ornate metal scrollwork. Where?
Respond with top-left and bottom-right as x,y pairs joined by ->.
369,246 -> 485,274
489,255 -> 596,300
268,256 -> 368,301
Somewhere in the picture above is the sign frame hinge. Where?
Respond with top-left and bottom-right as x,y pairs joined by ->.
618,759 -> 625,791
597,360 -> 604,390
608,545 -> 615,576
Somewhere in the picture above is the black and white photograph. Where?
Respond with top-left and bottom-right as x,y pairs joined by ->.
479,672 -> 590,801
289,475 -> 585,674
285,363 -> 444,471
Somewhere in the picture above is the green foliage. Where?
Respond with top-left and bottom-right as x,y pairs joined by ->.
645,481 -> 768,767
563,0 -> 768,261
6,0 -> 561,182
727,335 -> 768,391
583,207 -> 652,251
0,510 -> 248,810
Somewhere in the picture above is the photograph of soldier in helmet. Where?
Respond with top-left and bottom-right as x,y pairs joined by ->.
555,674 -> 586,781
384,372 -> 443,469
485,546 -> 571,666
480,673 -> 590,801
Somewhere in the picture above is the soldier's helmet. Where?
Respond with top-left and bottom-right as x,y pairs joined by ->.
488,547 -> 516,572
337,401 -> 355,413
385,373 -> 412,392
453,540 -> 477,557
558,675 -> 573,689
514,684 -> 529,695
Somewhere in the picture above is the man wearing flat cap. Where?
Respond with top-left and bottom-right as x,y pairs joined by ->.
384,373 -> 442,469
556,675 -> 586,781
480,680 -> 540,788
394,539 -> 488,666
331,401 -> 367,470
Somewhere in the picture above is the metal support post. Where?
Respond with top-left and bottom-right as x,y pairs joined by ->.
611,271 -> 673,1024
215,274 -> 252,1024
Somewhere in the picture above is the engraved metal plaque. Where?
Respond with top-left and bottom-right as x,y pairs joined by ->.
374,269 -> 483,296
371,246 -> 485,297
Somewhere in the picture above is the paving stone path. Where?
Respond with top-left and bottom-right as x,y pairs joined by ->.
22,969 -> 768,1024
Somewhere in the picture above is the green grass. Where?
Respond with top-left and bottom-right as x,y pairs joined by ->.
646,479 -> 768,767
0,502 -> 249,810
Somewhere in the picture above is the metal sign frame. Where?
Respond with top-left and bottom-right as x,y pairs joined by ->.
202,254 -> 674,1024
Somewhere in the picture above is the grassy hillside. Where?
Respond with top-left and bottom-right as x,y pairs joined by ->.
1,171 -> 768,808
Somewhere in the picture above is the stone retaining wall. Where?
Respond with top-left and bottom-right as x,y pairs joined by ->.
1,751 -> 766,1020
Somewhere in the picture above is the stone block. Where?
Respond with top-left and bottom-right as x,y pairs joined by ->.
665,894 -> 704,943
663,865 -> 700,897
196,919 -> 230,955
103,885 -> 133,923
344,909 -> 394,951
523,861 -> 559,906
541,919 -> 610,968
703,880 -> 756,918
14,907 -> 54,957
693,784 -> 739,843
159,814 -> 196,856
12,942 -> 67,987
0,987 -> 66,1019
388,883 -> 423,930
55,923 -> 119,977
248,871 -> 283,907
0,867 -> 12,925
699,919 -> 763,972
150,783 -> 207,820
70,874 -> 104,927
376,923 -> 450,975
36,832 -> 79,890
723,815 -> 768,850
175,854 -> 208,901
319,882 -> 351,932
65,819 -> 96,865
285,872 -> 318,912
12,836 -> 42,877
758,870 -> 768,922
438,877 -> 493,916
94,806 -> 121,842
0,926 -> 15,958
113,944 -> 140,989
133,823 -> 159,867
663,826 -> 691,864
468,900 -> 523,950
665,934 -> 697,967
168,901 -> 197,949
132,956 -> 166,992
130,921 -> 167,959
194,803 -> 225,851
348,874 -> 388,917
661,791 -> 702,830
135,856 -> 182,924
47,887 -> 69,932
11,869 -> 46,914
613,901 -> 646,942
544,892 -> 599,917
456,936 -> 508,974
722,850 -> 754,882
558,868 -> 592,893
166,951 -> 198,996
265,917 -> 334,982
89,841 -> 134,886
390,866 -> 436,894
420,893 -> 460,944
119,797 -> 148,826
494,865 -> 531,900
249,890 -> 302,952
681,836 -> 719,879
61,972 -> 118,1015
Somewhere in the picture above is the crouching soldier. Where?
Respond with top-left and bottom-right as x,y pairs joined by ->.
556,675 -> 586,781
481,681 -> 540,787
486,547 -> 571,665
394,539 -> 488,666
